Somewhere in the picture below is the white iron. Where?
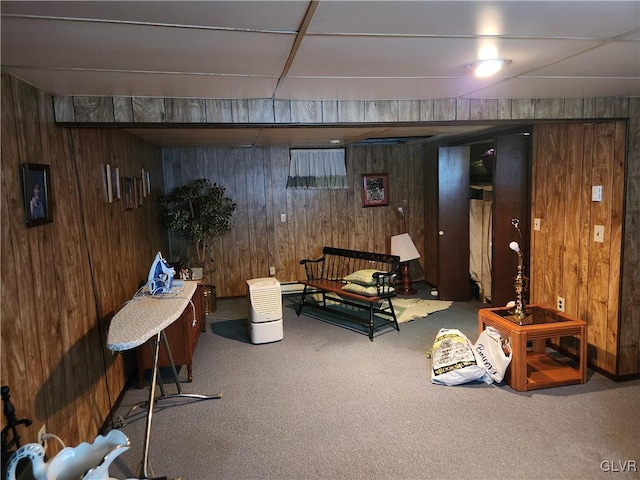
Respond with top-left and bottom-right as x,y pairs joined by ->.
147,251 -> 176,295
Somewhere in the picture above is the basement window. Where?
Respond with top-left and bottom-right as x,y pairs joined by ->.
287,148 -> 347,189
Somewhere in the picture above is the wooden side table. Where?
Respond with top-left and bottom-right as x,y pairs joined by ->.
478,305 -> 587,392
135,284 -> 205,387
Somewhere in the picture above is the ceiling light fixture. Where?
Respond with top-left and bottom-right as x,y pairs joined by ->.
469,58 -> 511,77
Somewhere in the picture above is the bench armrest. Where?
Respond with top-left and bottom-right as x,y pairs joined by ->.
372,270 -> 397,284
299,256 -> 325,280
372,270 -> 398,296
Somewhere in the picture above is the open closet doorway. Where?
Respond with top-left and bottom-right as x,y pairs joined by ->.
435,130 -> 531,305
469,142 -> 494,304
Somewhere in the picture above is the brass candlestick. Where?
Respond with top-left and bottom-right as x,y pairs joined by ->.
512,253 -> 530,323
509,219 -> 531,325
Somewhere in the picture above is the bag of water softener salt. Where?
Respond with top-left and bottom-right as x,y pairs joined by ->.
473,326 -> 512,384
430,328 -> 490,385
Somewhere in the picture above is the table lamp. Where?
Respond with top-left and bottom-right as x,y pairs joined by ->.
391,233 -> 420,295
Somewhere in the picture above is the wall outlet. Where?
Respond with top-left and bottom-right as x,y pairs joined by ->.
269,266 -> 276,276
38,424 -> 46,444
534,218 -> 541,231
594,225 -> 604,243
557,296 -> 565,312
280,213 -> 287,223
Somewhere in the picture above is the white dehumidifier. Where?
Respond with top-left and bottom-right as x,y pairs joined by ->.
246,277 -> 283,344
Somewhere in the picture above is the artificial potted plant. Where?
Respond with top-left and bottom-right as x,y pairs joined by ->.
158,178 -> 236,292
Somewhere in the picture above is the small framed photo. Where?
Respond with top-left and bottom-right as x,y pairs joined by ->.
111,166 -> 121,201
22,163 -> 53,227
361,173 -> 389,207
123,177 -> 134,211
141,168 -> 147,198
104,164 -> 113,203
135,177 -> 143,207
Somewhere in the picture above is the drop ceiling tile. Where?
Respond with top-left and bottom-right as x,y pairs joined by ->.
468,77 -> 640,99
126,128 -> 262,147
310,1 -> 639,38
2,0 -> 636,107
3,67 -> 279,98
1,0 -> 310,31
125,125 -> 496,148
275,77 -> 497,101
1,17 -> 294,75
255,126 -> 374,146
288,36 -> 601,78
528,41 -> 640,78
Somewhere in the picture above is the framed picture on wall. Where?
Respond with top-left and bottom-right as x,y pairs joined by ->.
21,163 -> 53,227
135,177 -> 143,207
111,166 -> 121,201
145,170 -> 151,196
123,177 -> 134,211
141,168 -> 147,198
361,173 -> 389,207
104,164 -> 113,203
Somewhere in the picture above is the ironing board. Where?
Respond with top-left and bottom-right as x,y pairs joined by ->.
107,280 -> 198,351
107,281 -> 221,478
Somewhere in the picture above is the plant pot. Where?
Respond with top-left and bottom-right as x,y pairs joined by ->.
203,285 -> 217,314
191,267 -> 204,280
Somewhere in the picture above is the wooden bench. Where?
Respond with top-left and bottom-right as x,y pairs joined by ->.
295,246 -> 401,341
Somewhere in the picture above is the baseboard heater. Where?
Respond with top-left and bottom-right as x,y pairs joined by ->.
279,282 -> 321,295
280,282 -> 305,295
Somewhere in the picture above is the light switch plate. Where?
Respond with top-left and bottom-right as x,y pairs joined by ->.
592,185 -> 603,202
594,225 -> 604,243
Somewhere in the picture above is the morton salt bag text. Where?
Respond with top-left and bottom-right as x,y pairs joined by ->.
430,328 -> 490,386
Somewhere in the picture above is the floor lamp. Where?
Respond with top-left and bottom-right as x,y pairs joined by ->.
391,233 -> 421,295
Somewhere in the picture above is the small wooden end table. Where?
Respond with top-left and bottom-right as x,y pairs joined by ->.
478,305 -> 587,392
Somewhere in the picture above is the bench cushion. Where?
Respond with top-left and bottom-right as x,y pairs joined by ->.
343,269 -> 384,286
342,282 -> 395,296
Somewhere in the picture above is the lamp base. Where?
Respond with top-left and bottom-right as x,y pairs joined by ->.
396,262 -> 417,296
396,286 -> 417,296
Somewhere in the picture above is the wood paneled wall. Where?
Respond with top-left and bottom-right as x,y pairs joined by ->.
161,144 -> 426,297
621,99 -> 640,377
530,122 -> 626,374
3,73 -> 637,462
55,95 -> 630,125
1,73 -> 165,451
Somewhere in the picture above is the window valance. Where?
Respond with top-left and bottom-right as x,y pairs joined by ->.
287,148 -> 347,189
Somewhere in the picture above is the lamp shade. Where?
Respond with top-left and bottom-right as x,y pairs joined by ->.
390,233 -> 420,262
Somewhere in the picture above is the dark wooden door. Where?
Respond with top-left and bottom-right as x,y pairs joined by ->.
437,146 -> 471,301
491,134 -> 531,306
